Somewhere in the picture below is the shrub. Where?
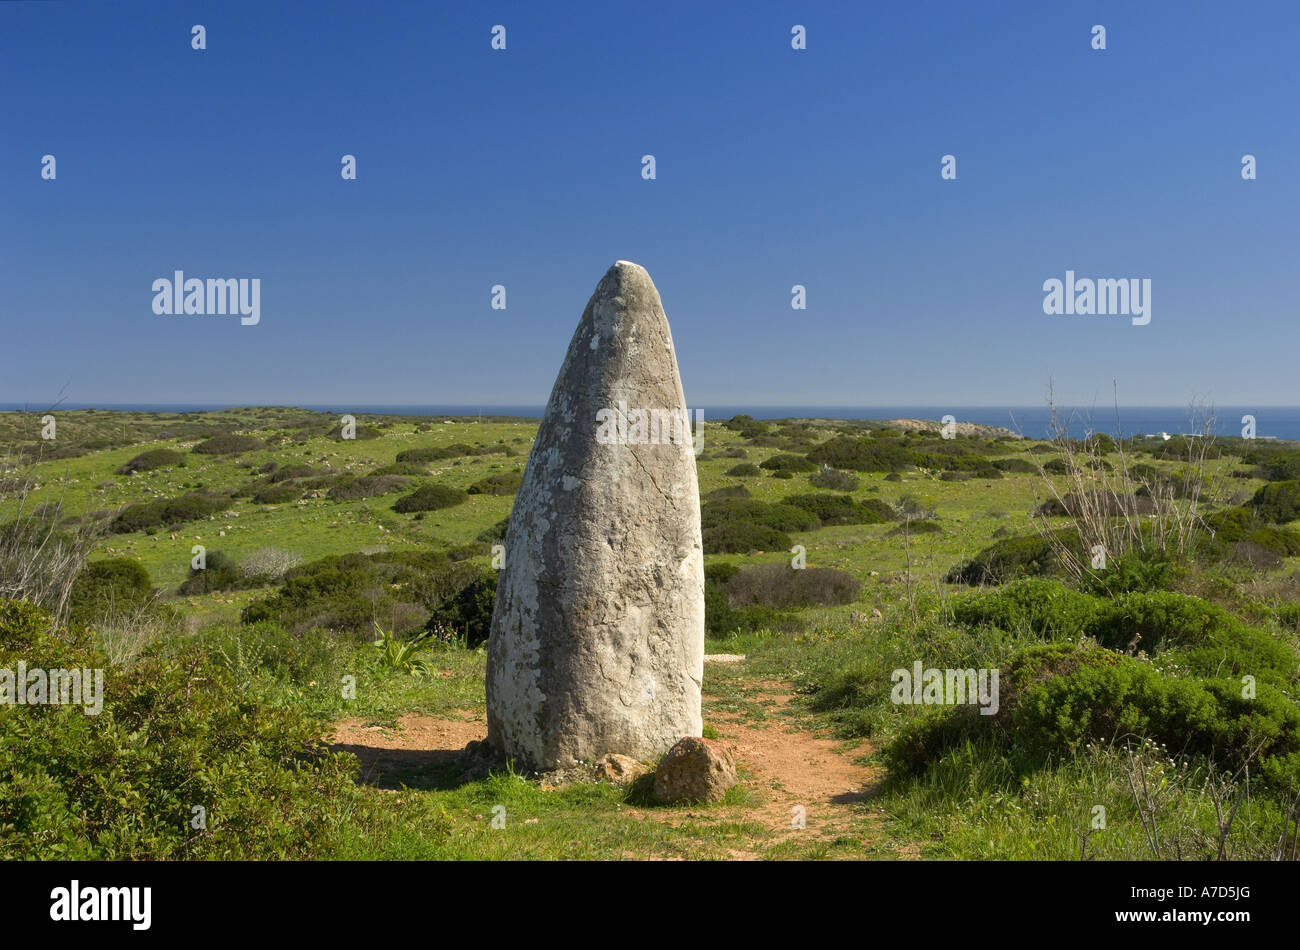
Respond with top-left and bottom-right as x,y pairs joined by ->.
808,436 -> 915,473
992,457 -> 1036,474
759,453 -> 816,474
476,517 -> 511,543
192,434 -> 265,455
725,563 -> 861,608
1035,492 -> 1154,519
1076,551 -> 1175,595
395,444 -> 496,464
703,485 -> 751,501
1202,506 -> 1300,558
178,550 -> 243,594
252,483 -> 301,505
722,414 -> 760,432
1096,592 -> 1294,683
1241,447 -> 1300,482
0,599 -> 359,858
1251,481 -> 1300,525
705,568 -> 794,637
885,641 -> 1300,792
952,578 -> 1105,639
467,471 -> 522,496
241,549 -> 478,636
953,581 -> 1295,686
945,530 -> 1080,586
393,485 -> 468,513
110,492 -> 225,534
885,520 -> 941,536
425,570 -> 497,646
703,522 -> 791,555
701,499 -> 818,534
264,464 -> 317,483
369,461 -> 427,477
239,547 -> 301,582
327,474 -> 411,501
725,463 -> 761,477
68,557 -> 158,626
808,468 -> 860,491
117,449 -> 185,474
782,493 -> 894,526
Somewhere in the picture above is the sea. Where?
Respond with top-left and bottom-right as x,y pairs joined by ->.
4,403 -> 1300,442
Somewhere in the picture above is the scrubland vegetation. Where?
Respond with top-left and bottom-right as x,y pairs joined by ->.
3,406 -> 1299,859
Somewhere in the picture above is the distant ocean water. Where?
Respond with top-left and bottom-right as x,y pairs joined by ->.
4,404 -> 1300,442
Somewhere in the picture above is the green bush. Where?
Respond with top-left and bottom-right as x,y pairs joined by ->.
1241,447 -> 1300,482
782,493 -> 894,526
952,578 -> 1105,639
109,492 -> 225,534
1251,481 -> 1300,525
266,464 -> 320,483
395,443 -> 497,464
725,463 -> 761,477
954,581 -> 1295,686
425,570 -> 497,646
701,499 -> 818,534
945,530 -> 1078,585
1203,506 -> 1300,557
0,598 -> 358,858
759,453 -> 816,473
192,434 -> 265,455
241,549 -> 479,636
67,558 -> 159,626
326,474 -> 411,501
808,468 -> 860,491
990,457 -> 1034,474
703,521 -> 791,555
808,436 -> 915,473
369,461 -> 427,477
177,550 -> 249,595
252,483 -> 302,505
1076,551 -> 1175,595
886,641 -> 1300,792
703,485 -> 751,501
467,471 -> 521,496
117,449 -> 186,474
476,517 -> 511,543
393,485 -> 468,513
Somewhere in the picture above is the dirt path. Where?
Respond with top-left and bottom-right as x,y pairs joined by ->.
705,687 -> 890,857
330,674 -> 899,858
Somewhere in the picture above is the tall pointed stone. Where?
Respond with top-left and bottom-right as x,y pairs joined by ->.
486,261 -> 704,770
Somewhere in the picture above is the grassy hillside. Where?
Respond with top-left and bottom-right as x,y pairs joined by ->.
3,407 -> 1298,860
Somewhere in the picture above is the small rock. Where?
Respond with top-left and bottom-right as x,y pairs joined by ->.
653,737 -> 738,804
593,753 -> 649,785
703,653 -> 746,664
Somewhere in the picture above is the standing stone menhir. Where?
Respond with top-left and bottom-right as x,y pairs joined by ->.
486,260 -> 704,771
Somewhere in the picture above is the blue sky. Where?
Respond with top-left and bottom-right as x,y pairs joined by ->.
2,0 -> 1296,409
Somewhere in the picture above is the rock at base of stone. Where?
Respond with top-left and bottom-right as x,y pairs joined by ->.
593,753 -> 650,786
653,737 -> 738,803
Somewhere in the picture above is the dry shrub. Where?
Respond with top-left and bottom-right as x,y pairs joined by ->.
725,562 -> 861,608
